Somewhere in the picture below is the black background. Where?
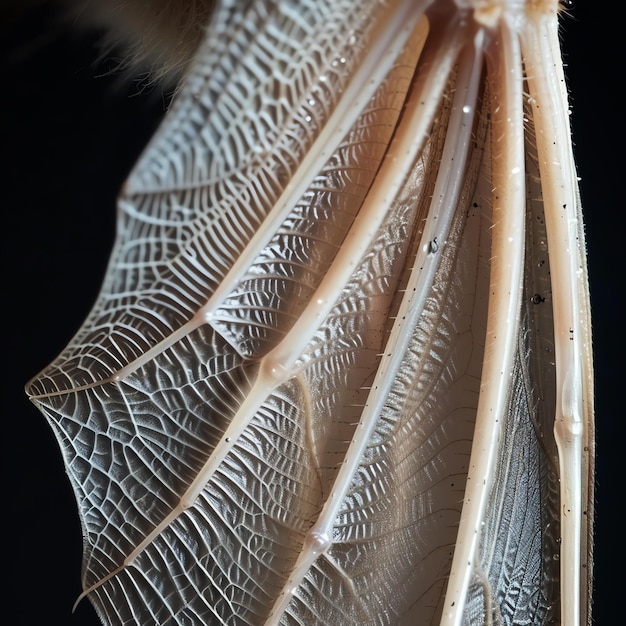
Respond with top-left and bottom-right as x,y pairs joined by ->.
1,2 -> 619,624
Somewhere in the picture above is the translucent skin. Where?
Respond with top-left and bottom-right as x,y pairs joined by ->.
26,1 -> 592,624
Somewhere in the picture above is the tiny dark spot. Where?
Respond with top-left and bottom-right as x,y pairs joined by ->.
531,293 -> 545,304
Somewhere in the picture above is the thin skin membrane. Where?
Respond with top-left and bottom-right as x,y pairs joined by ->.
27,1 -> 593,624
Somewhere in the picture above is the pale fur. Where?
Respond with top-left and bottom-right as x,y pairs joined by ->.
66,0 -> 214,81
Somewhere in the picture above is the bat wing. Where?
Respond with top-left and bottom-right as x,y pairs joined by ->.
27,1 -> 593,624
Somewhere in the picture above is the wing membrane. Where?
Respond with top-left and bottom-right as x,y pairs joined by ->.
26,1 -> 593,624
